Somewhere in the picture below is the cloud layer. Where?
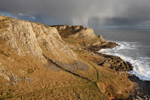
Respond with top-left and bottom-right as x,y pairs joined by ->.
0,0 -> 150,28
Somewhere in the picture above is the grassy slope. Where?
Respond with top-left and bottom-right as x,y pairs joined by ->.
74,49 -> 133,99
0,40 -> 132,99
0,39 -> 108,99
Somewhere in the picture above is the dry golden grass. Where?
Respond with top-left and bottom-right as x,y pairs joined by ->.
10,84 -> 109,100
81,55 -> 103,64
74,49 -> 133,99
0,43 -> 133,100
94,62 -> 132,99
0,44 -> 100,99
62,37 -> 99,46
0,16 -> 14,34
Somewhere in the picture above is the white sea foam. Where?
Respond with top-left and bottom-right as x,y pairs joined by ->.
118,42 -> 136,49
99,41 -> 150,81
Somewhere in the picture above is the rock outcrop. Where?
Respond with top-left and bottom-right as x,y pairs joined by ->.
98,54 -> 133,71
52,25 -> 97,40
0,16 -> 77,63
52,25 -> 112,50
69,27 -> 97,40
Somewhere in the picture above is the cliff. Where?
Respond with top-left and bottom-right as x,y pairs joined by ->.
0,16 -> 134,99
52,25 -> 108,45
0,16 -> 77,63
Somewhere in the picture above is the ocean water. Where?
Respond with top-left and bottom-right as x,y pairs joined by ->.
94,29 -> 150,81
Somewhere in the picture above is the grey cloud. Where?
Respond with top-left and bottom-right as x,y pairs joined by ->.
0,0 -> 150,28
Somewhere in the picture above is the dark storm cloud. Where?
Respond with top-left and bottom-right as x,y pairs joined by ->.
88,0 -> 150,27
0,0 -> 150,28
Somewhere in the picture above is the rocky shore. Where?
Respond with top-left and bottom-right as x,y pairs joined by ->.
89,42 -> 150,100
94,44 -> 150,100
128,75 -> 150,100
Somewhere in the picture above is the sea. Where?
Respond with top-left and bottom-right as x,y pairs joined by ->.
94,29 -> 150,81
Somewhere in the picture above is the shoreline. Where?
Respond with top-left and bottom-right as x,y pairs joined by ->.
96,41 -> 150,99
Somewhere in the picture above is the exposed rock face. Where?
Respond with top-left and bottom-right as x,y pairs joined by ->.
87,42 -> 118,52
58,25 -> 67,30
52,25 -> 97,41
69,27 -> 97,40
52,25 -> 116,51
0,16 -> 77,63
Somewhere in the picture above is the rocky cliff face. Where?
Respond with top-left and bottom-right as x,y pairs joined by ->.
52,25 -> 111,50
0,16 -> 77,63
0,16 -> 134,100
69,27 -> 97,40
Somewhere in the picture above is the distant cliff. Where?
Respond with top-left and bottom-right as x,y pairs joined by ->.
0,16 -> 134,100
